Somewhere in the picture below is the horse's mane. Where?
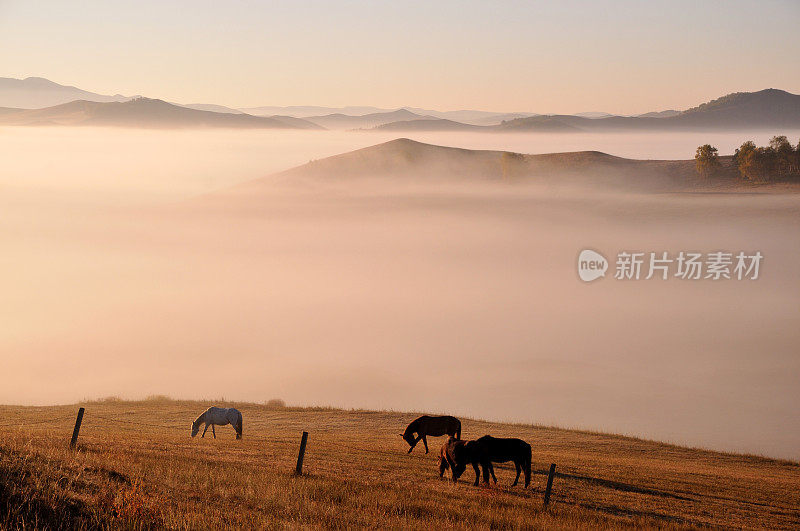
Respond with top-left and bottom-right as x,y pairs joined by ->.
192,411 -> 206,427
403,417 -> 421,436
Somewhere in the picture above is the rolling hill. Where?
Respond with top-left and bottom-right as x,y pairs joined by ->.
0,98 -> 323,129
373,118 -> 483,131
237,138 -> 737,193
1,399 -> 798,529
671,88 -> 800,128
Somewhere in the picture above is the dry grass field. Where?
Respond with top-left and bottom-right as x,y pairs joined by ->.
1,398 -> 798,529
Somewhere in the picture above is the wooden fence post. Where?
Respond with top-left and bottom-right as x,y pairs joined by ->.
295,431 -> 308,475
543,463 -> 556,507
70,407 -> 85,450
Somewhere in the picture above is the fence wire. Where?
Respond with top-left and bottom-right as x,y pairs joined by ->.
0,414 -> 75,427
1,408 -> 542,501
1,409 -> 484,469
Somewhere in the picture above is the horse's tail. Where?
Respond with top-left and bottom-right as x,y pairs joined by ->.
236,411 -> 243,440
523,443 -> 532,488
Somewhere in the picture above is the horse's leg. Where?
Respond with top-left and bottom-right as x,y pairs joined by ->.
481,460 -> 491,485
447,455 -> 460,482
512,461 -> 521,486
489,462 -> 497,484
202,424 -> 209,437
472,462 -> 481,486
524,458 -> 531,489
422,435 -> 429,454
212,424 -> 216,439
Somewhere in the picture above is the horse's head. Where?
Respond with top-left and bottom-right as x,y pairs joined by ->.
190,422 -> 199,438
400,430 -> 415,450
438,452 -> 449,476
448,439 -> 470,478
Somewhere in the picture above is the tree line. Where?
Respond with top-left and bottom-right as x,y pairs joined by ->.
695,136 -> 800,182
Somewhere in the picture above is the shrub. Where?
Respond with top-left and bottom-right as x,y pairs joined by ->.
266,398 -> 286,408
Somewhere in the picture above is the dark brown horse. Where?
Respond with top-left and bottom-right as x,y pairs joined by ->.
438,436 -> 469,479
465,435 -> 532,488
401,415 -> 461,453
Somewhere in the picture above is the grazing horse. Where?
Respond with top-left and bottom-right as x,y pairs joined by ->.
463,435 -> 532,488
438,436 -> 467,479
401,415 -> 461,454
438,436 -> 496,484
191,407 -> 243,440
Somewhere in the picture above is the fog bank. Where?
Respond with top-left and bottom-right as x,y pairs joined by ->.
1,127 -> 798,460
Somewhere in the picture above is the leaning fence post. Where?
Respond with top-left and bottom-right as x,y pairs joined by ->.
543,463 -> 556,507
70,407 -> 85,450
295,431 -> 309,475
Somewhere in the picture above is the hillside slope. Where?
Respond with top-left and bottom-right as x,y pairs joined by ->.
0,76 -> 135,108
374,118 -> 484,131
238,138 -> 744,194
1,399 -> 798,529
673,88 -> 800,128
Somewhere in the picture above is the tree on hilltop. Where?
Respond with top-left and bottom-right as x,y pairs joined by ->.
695,144 -> 720,177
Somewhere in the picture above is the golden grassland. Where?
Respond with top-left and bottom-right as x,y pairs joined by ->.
1,398 -> 798,529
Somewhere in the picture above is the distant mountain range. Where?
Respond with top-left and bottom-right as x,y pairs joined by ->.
0,76 -> 137,108
637,109 -> 681,118
239,105 -> 392,118
0,98 -> 322,129
1,77 -> 798,132
303,109 -> 437,130
239,105 -> 535,125
371,89 -> 800,132
182,103 -> 244,114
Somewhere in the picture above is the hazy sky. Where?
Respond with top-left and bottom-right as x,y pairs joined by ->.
1,0 -> 799,113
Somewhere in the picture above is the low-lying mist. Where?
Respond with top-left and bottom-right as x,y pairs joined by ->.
2,127 -> 798,460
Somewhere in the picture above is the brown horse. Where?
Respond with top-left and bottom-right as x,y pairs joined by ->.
438,436 -> 471,480
465,435 -> 532,488
401,415 -> 461,453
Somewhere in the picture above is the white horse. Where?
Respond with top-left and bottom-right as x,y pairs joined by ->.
191,406 -> 243,440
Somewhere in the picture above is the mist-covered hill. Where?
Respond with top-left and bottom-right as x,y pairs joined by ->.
0,98 -> 323,129
230,138 -> 753,194
0,76 -> 136,108
498,89 -> 800,132
304,109 -> 434,129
